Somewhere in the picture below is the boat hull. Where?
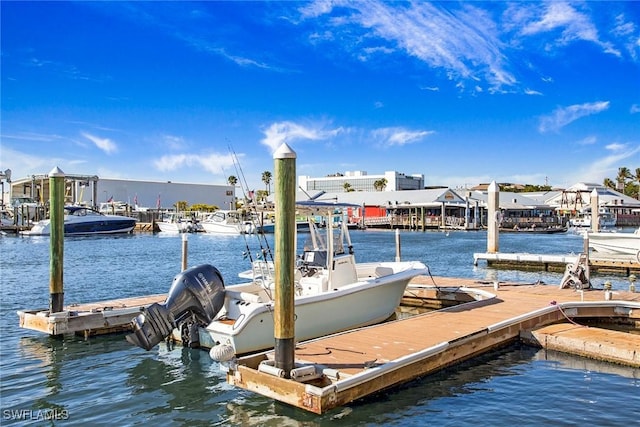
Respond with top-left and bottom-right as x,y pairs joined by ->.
588,231 -> 640,256
23,207 -> 136,236
200,222 -> 252,235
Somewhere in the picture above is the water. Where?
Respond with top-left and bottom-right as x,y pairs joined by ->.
1,230 -> 639,426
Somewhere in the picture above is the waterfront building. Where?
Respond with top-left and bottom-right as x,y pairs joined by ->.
7,174 -> 235,211
299,170 -> 424,193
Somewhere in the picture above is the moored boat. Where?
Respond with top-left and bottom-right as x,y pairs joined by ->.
569,207 -> 616,228
200,210 -> 255,235
22,206 -> 136,236
156,212 -> 202,233
126,201 -> 428,358
587,227 -> 640,259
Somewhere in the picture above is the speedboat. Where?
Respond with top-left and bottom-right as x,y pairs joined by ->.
587,227 -> 640,259
200,210 -> 255,235
126,201 -> 428,358
22,206 -> 136,236
156,212 -> 202,233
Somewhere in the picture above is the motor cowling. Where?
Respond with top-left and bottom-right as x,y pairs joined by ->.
126,264 -> 225,351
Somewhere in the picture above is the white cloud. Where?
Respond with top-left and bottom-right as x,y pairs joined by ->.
508,2 -> 621,57
577,135 -> 597,146
81,132 -> 118,154
162,134 -> 188,150
300,1 -> 516,91
371,127 -> 434,147
570,144 -> 640,185
524,88 -> 542,96
153,151 -> 237,176
538,101 -> 610,133
631,104 -> 640,114
260,121 -> 346,153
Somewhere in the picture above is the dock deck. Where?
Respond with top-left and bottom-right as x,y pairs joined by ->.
227,276 -> 640,414
473,251 -> 640,274
17,294 -> 166,337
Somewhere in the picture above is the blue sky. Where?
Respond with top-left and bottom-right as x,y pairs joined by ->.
1,1 -> 639,194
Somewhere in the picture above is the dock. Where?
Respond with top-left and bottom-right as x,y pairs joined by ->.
473,251 -> 640,275
225,276 -> 640,414
15,277 -> 640,414
17,294 -> 165,338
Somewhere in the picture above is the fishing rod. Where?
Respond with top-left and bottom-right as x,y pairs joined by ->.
219,163 -> 255,265
228,144 -> 274,265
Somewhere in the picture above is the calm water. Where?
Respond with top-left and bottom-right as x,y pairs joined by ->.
1,230 -> 639,426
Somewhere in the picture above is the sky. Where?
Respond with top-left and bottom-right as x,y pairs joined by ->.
1,1 -> 639,195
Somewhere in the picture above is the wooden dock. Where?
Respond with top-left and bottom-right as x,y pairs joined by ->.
226,276 -> 640,414
473,251 -> 640,275
15,276 -> 640,414
17,294 -> 166,337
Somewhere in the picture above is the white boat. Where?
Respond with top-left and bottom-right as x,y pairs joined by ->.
1,209 -> 14,227
587,227 -> 640,259
127,201 -> 428,358
200,210 -> 255,235
257,220 -> 311,233
22,206 -> 137,236
569,207 -> 616,228
157,212 -> 201,233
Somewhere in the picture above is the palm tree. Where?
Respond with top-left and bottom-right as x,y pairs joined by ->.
227,175 -> 238,187
373,178 -> 387,191
262,171 -> 272,195
616,167 -> 631,194
635,168 -> 640,199
343,182 -> 353,192
603,178 -> 615,189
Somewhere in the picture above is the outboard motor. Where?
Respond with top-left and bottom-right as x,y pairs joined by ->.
126,264 -> 225,351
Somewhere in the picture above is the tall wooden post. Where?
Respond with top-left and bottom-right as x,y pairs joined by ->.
273,143 -> 296,377
487,181 -> 499,253
181,233 -> 188,271
590,189 -> 599,232
49,167 -> 65,313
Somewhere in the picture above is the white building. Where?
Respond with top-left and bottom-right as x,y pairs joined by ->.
8,174 -> 235,211
298,170 -> 424,193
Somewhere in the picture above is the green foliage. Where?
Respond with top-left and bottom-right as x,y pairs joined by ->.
189,203 -> 219,212
604,166 -> 639,198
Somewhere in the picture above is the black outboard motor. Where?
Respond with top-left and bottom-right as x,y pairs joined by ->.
126,264 -> 226,351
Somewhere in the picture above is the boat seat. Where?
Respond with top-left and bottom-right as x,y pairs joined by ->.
225,290 -> 265,304
374,266 -> 394,278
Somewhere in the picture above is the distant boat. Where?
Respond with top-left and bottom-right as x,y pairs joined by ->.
500,225 -> 567,234
22,206 -> 136,236
569,207 -> 616,228
200,210 -> 255,235
257,220 -> 311,233
587,228 -> 640,259
157,212 -> 201,233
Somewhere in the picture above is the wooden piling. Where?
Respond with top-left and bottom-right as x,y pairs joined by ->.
487,181 -> 499,253
49,167 -> 65,314
273,143 -> 296,377
590,189 -> 599,232
181,233 -> 188,271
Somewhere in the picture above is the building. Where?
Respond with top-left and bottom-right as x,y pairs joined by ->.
298,171 -> 424,193
7,173 -> 235,211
